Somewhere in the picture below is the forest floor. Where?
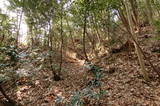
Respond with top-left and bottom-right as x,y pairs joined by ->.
1,30 -> 160,106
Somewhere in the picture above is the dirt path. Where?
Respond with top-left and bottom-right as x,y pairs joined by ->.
2,47 -> 160,106
12,49 -> 86,105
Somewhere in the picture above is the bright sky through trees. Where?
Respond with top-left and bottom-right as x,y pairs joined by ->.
0,0 -> 28,44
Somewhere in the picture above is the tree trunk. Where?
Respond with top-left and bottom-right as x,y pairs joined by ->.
124,0 -> 150,81
83,0 -> 89,61
16,9 -> 23,48
145,0 -> 153,25
59,1 -> 64,77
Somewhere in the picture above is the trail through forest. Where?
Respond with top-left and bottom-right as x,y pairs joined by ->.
2,37 -> 160,105
1,0 -> 160,105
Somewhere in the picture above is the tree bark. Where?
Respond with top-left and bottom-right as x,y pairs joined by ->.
59,1 -> 64,76
124,0 -> 150,81
82,0 -> 89,61
145,0 -> 153,25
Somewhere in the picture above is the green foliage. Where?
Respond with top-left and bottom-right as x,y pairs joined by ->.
70,91 -> 84,106
113,0 -> 122,9
0,12 -> 16,46
0,45 -> 19,83
85,62 -> 104,87
153,20 -> 160,33
69,88 -> 107,106
0,46 -> 19,63
66,61 -> 106,105
0,46 -> 19,68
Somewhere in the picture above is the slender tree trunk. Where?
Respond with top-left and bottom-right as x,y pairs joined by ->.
1,34 -> 5,44
16,9 -> 23,48
59,1 -> 63,77
66,18 -> 76,50
83,0 -> 89,61
129,0 -> 139,26
48,21 -> 61,81
92,13 -> 101,44
49,22 -> 53,49
30,27 -> 34,47
145,0 -> 153,25
124,0 -> 150,81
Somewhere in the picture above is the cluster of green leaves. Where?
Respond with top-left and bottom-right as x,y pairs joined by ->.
5,0 -> 124,51
0,10 -> 16,46
69,88 -> 106,106
0,45 -> 19,82
7,0 -> 71,47
54,61 -> 106,105
84,62 -> 104,87
0,46 -> 19,63
66,62 -> 106,106
153,20 -> 160,33
0,47 -> 18,60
